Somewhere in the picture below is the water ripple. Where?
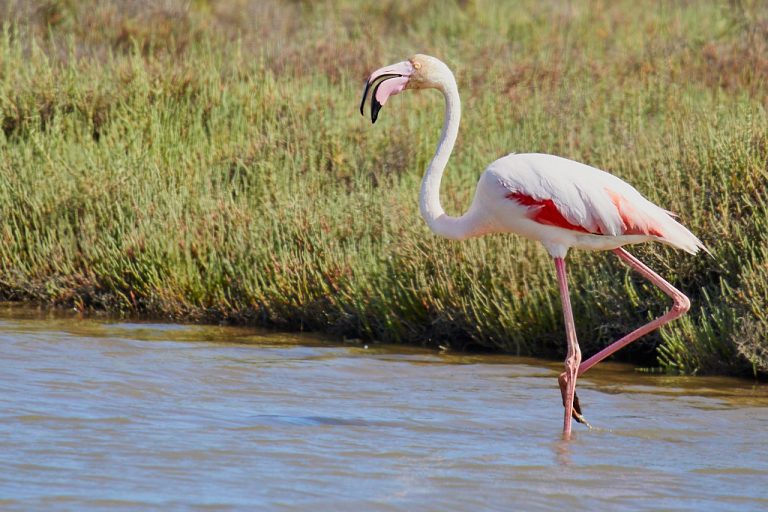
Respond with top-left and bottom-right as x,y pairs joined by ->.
0,308 -> 766,511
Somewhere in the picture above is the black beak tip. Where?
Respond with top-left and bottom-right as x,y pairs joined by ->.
371,98 -> 382,124
361,73 -> 401,125
360,79 -> 372,118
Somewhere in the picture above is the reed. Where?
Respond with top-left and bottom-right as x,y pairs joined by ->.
1,0 -> 766,376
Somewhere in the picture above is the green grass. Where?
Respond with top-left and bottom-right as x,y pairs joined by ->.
1,0 -> 767,376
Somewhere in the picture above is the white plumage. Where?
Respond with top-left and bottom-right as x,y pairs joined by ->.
476,152 -> 706,257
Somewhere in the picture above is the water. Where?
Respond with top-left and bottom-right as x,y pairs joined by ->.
0,305 -> 766,511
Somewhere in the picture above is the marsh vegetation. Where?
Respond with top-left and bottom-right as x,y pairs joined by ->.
0,0 -> 766,375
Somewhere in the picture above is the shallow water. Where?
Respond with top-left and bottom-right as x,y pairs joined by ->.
0,305 -> 766,511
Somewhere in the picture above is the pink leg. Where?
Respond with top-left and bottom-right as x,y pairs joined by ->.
554,257 -> 581,439
578,247 -> 691,376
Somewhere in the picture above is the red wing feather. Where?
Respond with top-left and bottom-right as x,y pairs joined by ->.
506,192 -> 595,234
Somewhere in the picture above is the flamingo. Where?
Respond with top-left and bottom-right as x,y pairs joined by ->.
359,54 -> 706,438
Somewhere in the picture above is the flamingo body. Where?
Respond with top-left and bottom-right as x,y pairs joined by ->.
360,54 -> 705,438
464,153 -> 705,258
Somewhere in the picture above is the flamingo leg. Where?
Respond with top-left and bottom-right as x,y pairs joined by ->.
553,257 -> 582,439
578,247 -> 691,377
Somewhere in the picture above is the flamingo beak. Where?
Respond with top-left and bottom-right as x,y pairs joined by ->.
359,60 -> 414,124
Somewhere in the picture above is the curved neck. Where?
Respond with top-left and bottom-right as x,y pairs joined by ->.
418,74 -> 475,240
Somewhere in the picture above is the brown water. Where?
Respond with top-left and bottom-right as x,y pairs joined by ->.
0,305 -> 766,511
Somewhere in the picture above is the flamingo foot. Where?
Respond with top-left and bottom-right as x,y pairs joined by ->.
559,372 -> 592,428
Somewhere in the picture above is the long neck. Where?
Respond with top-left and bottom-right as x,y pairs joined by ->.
419,75 -> 476,240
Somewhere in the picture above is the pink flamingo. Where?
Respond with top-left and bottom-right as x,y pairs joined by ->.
360,54 -> 706,438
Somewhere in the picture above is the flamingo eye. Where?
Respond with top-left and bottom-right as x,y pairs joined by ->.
413,61 -> 422,70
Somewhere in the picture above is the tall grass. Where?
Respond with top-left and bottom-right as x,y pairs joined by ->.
0,0 -> 766,376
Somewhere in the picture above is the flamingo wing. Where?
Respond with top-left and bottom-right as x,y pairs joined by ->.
488,153 -> 705,253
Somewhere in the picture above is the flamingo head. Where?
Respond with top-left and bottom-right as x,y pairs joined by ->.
360,54 -> 452,123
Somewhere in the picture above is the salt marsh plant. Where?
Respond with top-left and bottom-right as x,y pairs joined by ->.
0,0 -> 766,376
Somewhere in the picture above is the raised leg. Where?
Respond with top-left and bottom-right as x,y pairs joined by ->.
578,247 -> 691,376
553,257 -> 581,439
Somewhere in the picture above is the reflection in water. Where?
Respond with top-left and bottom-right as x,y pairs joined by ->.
0,304 -> 767,511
